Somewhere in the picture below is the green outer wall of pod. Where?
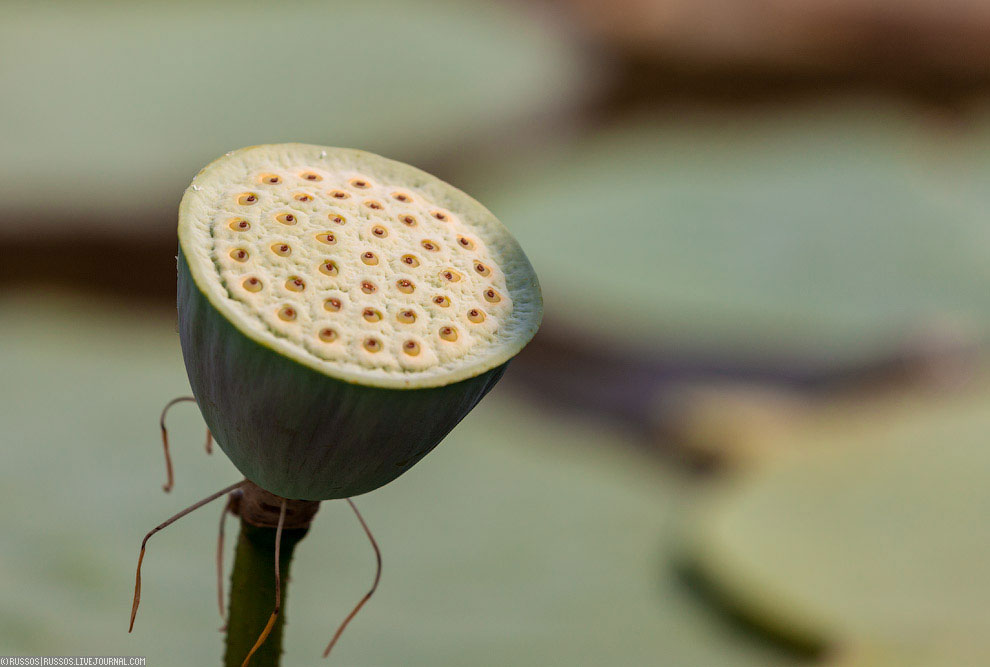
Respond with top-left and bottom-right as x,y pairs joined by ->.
178,250 -> 507,501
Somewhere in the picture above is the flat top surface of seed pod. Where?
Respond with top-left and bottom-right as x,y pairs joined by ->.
180,144 -> 541,388
691,385 -> 990,649
0,0 -> 587,231
475,103 -> 990,364
0,295 -> 805,666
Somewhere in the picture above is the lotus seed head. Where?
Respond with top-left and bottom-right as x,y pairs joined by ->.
178,143 -> 542,500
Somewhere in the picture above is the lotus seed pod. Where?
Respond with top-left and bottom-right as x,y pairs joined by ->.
177,144 -> 542,500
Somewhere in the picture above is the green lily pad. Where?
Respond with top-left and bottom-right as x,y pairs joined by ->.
0,0 -> 586,234
474,104 -> 990,365
0,294 -> 806,666
691,386 -> 990,653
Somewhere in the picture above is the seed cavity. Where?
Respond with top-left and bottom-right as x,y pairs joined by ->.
484,288 -> 502,303
243,277 -> 262,292
457,236 -> 475,250
467,308 -> 486,323
271,243 -> 291,257
320,260 -> 339,277
403,340 -> 421,356
431,210 -> 449,222
433,295 -> 450,307
316,232 -> 336,245
361,251 -> 379,266
399,214 -> 417,227
397,309 -> 417,324
329,189 -> 350,200
421,240 -> 439,251
361,281 -> 377,294
364,200 -> 384,211
278,306 -> 297,322
294,193 -> 314,202
259,173 -> 282,185
440,269 -> 462,283
329,214 -> 346,225
362,308 -> 383,322
275,212 -> 297,225
474,262 -> 491,277
324,297 -> 342,312
439,326 -> 458,342
401,254 -> 420,267
286,276 -> 306,292
363,337 -> 381,352
237,193 -> 258,205
230,248 -> 249,262
392,192 -> 412,203
371,225 -> 388,238
349,178 -> 371,190
229,219 -> 250,231
318,328 -> 338,342
300,171 -> 323,182
396,279 -> 415,294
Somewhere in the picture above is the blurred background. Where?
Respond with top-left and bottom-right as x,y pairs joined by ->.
2,0 -> 989,664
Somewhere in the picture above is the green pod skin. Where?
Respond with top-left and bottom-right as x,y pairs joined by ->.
178,250 -> 507,501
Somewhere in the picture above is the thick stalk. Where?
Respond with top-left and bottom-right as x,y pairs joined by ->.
223,483 -> 320,667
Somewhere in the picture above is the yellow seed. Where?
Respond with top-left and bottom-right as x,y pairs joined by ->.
474,262 -> 491,277
318,328 -> 338,342
362,308 -> 383,322
392,192 -> 412,203
363,337 -> 381,352
329,190 -> 350,200
285,276 -> 305,292
243,277 -> 262,292
361,281 -> 376,294
275,212 -> 296,225
301,171 -> 323,182
271,243 -> 291,257
440,269 -> 462,283
361,251 -> 379,266
316,232 -> 336,245
457,236 -> 475,250
328,214 -> 346,225
396,279 -> 415,294
294,193 -> 314,202
237,192 -> 258,205
278,306 -> 297,322
371,225 -> 388,238
433,295 -> 450,307
431,210 -> 449,222
439,326 -> 458,342
421,240 -> 438,251
350,178 -> 371,190
399,214 -> 417,227
229,219 -> 250,231
484,288 -> 502,303
467,308 -> 486,323
401,254 -> 420,267
397,309 -> 417,324
403,340 -> 421,356
324,297 -> 342,312
364,200 -> 384,211
259,173 -> 281,185
320,260 -> 339,277
230,248 -> 249,262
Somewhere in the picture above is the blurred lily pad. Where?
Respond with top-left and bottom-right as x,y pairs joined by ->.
474,104 -> 990,366
0,0 -> 588,235
691,384 -> 990,654
0,294 -> 806,666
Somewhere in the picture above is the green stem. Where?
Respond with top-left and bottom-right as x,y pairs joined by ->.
223,518 -> 309,667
